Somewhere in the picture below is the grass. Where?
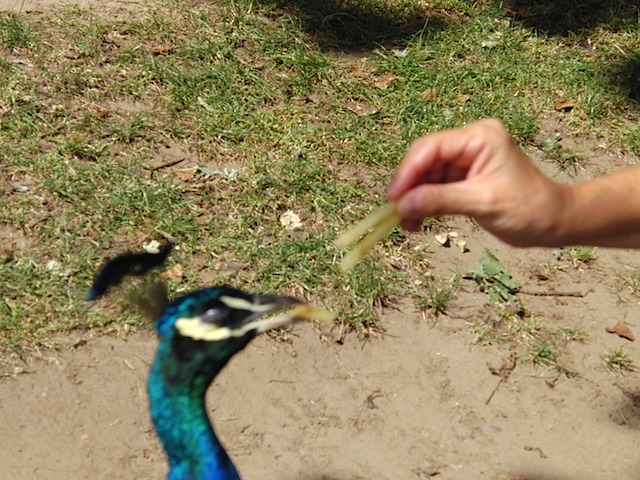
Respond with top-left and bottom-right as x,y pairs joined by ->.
413,275 -> 460,317
558,326 -> 587,343
621,270 -> 640,295
467,251 -> 584,374
541,133 -> 584,175
603,347 -> 635,374
565,247 -> 597,266
0,0 -> 639,354
0,14 -> 33,48
527,338 -> 558,367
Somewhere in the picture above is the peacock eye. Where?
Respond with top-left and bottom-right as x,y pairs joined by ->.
200,308 -> 229,324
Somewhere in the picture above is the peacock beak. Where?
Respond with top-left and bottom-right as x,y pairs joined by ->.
174,294 -> 301,342
219,293 -> 336,335
246,294 -> 301,314
249,300 -> 337,334
174,291 -> 335,342
217,293 -> 302,326
239,294 -> 305,334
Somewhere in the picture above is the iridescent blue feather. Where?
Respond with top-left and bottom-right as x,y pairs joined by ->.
87,246 -> 297,480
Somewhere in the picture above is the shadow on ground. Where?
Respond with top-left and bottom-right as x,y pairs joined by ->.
257,0 -> 465,51
609,384 -> 640,429
514,474 -> 584,480
502,1 -> 640,108
257,0 -> 640,110
616,51 -> 640,103
503,0 -> 639,36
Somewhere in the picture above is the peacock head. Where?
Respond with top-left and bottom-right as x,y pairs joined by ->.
154,286 -> 301,387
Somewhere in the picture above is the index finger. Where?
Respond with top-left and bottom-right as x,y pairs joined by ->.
387,124 -> 490,200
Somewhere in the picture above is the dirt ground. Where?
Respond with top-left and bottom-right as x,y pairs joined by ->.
2,269 -> 640,480
1,0 -> 142,16
1,1 -> 640,479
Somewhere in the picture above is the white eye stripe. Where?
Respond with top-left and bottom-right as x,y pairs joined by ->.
174,314 -> 296,342
218,295 -> 277,313
175,317 -> 237,341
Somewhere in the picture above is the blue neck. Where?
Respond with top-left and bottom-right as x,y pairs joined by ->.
148,346 -> 241,480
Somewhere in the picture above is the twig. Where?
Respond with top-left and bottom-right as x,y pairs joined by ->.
519,289 -> 589,298
485,377 -> 504,405
524,445 -> 548,459
366,390 -> 384,409
148,158 -> 185,172
485,354 -> 517,405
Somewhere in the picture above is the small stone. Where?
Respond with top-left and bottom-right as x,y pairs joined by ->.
606,322 -> 635,341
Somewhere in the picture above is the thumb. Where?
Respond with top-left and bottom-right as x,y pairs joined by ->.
396,182 -> 487,220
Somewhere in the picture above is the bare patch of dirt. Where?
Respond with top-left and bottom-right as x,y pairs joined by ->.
0,0 -> 152,16
1,296 -> 640,479
2,187 -> 640,479
0,222 -> 33,256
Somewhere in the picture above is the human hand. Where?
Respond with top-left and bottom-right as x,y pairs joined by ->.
387,119 -> 571,247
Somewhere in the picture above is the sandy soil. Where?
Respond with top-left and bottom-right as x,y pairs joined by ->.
1,289 -> 640,480
2,208 -> 640,479
1,0 -> 143,15
1,1 -> 640,479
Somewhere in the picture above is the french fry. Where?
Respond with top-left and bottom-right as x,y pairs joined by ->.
335,202 -> 401,272
334,202 -> 399,249
287,304 -> 337,323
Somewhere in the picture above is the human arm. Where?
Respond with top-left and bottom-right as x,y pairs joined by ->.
387,118 -> 640,248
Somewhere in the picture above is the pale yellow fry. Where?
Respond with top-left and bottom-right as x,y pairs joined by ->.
334,202 -> 398,249
339,211 -> 401,272
288,304 -> 337,323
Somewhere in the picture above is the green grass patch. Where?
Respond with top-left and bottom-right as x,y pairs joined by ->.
0,0 -> 638,353
603,347 -> 635,374
413,275 -> 460,317
0,14 -> 34,48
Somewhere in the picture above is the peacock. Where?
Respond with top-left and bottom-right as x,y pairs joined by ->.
87,244 -> 327,480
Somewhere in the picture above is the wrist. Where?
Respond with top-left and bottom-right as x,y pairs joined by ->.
550,169 -> 640,248
546,182 -> 581,247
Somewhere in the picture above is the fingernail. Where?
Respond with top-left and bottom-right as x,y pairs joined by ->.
386,184 -> 399,200
396,194 -> 413,217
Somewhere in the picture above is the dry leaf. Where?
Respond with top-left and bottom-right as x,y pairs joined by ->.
481,39 -> 501,49
434,233 -> 450,246
91,105 -> 110,119
481,32 -> 503,49
66,132 -> 91,142
421,88 -> 438,101
345,100 -> 379,116
173,167 -> 198,181
306,92 -> 325,104
554,98 -> 575,111
194,215 -> 210,225
152,43 -> 175,55
488,354 -> 517,378
372,73 -> 396,90
161,264 -> 184,282
455,238 -> 469,253
434,231 -> 468,252
219,261 -> 249,272
279,210 -> 302,230
456,94 -> 471,104
606,322 -> 635,341
234,47 -> 251,65
143,240 -> 162,254
45,259 -> 72,277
